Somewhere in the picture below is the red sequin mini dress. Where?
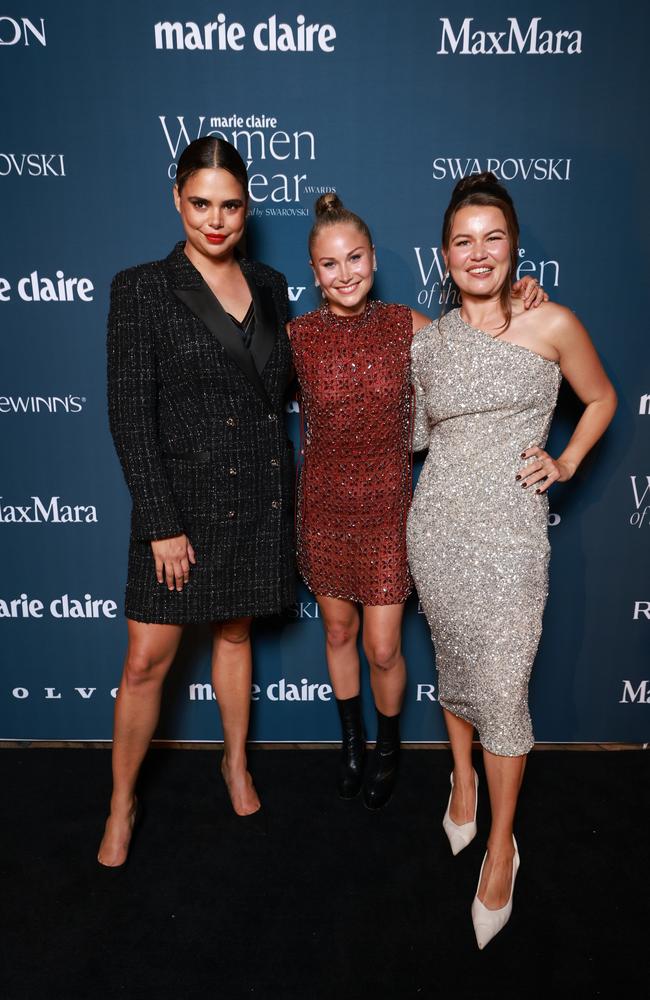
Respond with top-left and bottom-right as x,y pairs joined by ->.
290,300 -> 414,605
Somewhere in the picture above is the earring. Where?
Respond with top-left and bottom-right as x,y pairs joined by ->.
314,278 -> 320,287
373,263 -> 377,272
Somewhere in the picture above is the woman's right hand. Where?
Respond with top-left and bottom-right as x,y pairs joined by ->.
151,534 -> 196,591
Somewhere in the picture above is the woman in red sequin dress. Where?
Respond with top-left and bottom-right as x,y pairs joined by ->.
289,195 -> 546,810
290,195 -> 430,809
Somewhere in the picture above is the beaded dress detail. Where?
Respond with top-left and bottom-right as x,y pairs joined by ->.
290,301 -> 414,605
407,309 -> 562,756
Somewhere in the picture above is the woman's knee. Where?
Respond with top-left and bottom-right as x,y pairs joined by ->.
216,618 -> 252,646
324,618 -> 359,651
365,640 -> 401,673
123,649 -> 170,688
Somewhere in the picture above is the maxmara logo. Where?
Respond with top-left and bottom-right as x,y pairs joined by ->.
0,16 -> 45,45
629,476 -> 650,529
432,158 -> 571,183
413,245 -> 560,311
437,17 -> 582,55
0,496 -> 98,524
0,271 -> 93,302
620,680 -> 650,704
154,14 -> 336,52
0,395 -> 86,415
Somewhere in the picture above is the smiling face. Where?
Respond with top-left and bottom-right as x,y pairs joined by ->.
444,204 -> 512,301
310,222 -> 376,316
173,167 -> 247,265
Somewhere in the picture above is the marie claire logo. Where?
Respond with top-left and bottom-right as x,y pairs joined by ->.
413,246 -> 559,311
159,115 -> 331,211
1,593 -> 117,619
433,157 -> 571,183
0,395 -> 86,415
437,17 -> 582,55
630,476 -> 650,528
619,680 -> 650,704
640,394 -> 650,416
0,271 -> 93,302
154,14 -> 335,52
0,155 -> 65,177
189,678 -> 332,702
0,497 -> 98,524
0,16 -> 45,46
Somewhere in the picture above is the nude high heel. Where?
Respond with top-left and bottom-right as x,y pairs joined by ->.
471,836 -> 520,949
442,770 -> 478,855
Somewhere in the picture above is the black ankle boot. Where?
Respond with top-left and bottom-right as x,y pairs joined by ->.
335,695 -> 366,799
363,710 -> 400,810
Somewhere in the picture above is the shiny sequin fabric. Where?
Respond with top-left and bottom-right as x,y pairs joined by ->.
407,309 -> 562,755
290,301 -> 413,605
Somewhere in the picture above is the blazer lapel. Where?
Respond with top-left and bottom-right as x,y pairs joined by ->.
248,281 -> 278,376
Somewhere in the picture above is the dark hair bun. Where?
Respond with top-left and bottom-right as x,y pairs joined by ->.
314,192 -> 343,217
451,171 -> 511,205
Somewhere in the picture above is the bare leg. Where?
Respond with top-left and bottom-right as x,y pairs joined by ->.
211,616 -> 260,816
362,603 -> 406,715
316,595 -> 361,698
98,619 -> 184,866
443,707 -> 477,825
479,750 -> 527,909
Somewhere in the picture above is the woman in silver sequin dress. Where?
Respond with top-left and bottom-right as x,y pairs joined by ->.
407,173 -> 616,947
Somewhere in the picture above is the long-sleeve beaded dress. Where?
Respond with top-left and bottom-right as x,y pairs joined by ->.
289,301 -> 414,606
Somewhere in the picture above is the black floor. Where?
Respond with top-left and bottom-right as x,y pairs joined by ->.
2,748 -> 648,999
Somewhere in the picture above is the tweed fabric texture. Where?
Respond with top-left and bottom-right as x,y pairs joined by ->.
107,242 -> 296,624
290,301 -> 413,606
407,310 -> 562,756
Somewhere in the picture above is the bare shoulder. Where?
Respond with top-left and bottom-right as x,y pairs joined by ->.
410,308 -> 432,333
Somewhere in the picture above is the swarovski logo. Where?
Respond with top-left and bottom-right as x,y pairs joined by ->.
0,497 -> 98,524
437,17 -> 582,55
432,158 -> 571,182
0,154 -> 65,177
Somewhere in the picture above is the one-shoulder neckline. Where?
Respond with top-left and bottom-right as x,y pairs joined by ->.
453,309 -> 560,368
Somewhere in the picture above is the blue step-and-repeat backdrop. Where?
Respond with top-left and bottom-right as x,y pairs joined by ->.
1,2 -> 648,743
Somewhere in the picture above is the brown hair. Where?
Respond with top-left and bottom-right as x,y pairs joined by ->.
308,192 -> 373,256
175,137 -> 249,197
441,171 -> 520,329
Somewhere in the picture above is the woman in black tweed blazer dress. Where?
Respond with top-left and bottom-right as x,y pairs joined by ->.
98,138 -> 295,868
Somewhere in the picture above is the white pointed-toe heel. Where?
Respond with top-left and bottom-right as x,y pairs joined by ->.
442,770 -> 478,855
471,836 -> 520,950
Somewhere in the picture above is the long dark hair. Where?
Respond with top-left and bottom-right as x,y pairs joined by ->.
175,137 -> 249,197
441,171 -> 520,330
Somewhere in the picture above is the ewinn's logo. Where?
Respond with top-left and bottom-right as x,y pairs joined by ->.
432,157 -> 571,182
0,497 -> 98,524
630,476 -> 650,528
437,17 -> 582,55
0,16 -> 45,46
0,395 -> 86,415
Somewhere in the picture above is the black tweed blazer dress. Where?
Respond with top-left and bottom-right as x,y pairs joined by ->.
107,242 -> 296,624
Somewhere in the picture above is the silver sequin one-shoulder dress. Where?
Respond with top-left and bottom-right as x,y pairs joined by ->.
406,309 -> 562,756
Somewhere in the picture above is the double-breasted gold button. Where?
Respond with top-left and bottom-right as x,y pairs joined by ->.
271,500 -> 280,509
228,467 -> 237,476
270,458 -> 279,467
226,416 -> 237,427
227,510 -> 236,519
